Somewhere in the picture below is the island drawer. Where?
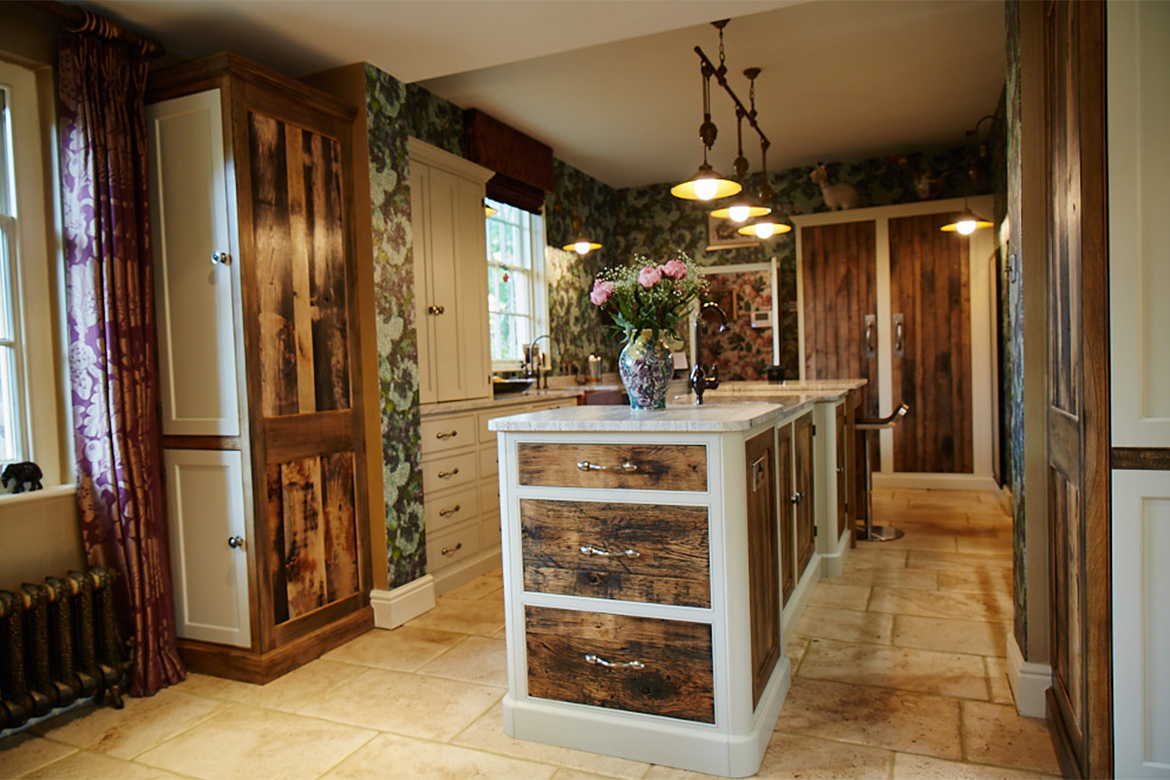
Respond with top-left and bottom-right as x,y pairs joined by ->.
525,606 -> 714,724
520,499 -> 710,607
421,414 -> 476,455
517,444 -> 707,492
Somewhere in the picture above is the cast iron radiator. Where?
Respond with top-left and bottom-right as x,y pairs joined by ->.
0,567 -> 129,730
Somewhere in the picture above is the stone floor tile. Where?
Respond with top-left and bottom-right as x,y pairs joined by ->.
644,732 -> 893,780
320,624 -> 466,671
134,703 -> 375,780
865,533 -> 958,553
775,677 -> 963,760
956,536 -> 1015,555
961,701 -> 1061,775
178,659 -> 364,714
298,667 -> 503,742
418,635 -> 509,688
985,658 -> 1016,704
808,582 -> 871,610
20,750 -> 186,780
892,614 -> 1009,657
937,568 -> 1014,595
797,638 -> 990,700
0,732 -> 78,779
550,769 -> 628,780
452,702 -> 650,780
905,550 -> 1012,572
869,587 -> 1013,622
785,635 -> 810,674
319,731 -> 555,780
893,752 -> 1054,778
793,606 -> 894,645
835,566 -> 939,592
407,594 -> 507,636
444,572 -> 505,602
27,688 -> 226,760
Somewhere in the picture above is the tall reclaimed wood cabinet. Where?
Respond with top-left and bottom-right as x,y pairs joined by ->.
146,53 -> 372,683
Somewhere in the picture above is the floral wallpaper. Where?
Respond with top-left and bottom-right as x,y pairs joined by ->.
363,65 -> 465,588
697,270 -> 774,380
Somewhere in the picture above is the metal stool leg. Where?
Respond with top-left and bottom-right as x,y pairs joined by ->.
857,427 -> 904,542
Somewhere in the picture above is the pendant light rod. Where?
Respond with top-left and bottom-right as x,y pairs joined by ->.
692,43 -> 770,152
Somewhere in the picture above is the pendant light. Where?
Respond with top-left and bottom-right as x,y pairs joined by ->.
561,216 -> 601,255
941,118 -> 995,234
710,86 -> 772,222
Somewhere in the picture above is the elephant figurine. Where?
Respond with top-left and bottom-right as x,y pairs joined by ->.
2,461 -> 43,493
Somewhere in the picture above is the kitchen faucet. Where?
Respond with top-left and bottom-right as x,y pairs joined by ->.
690,302 -> 728,405
526,334 -> 552,388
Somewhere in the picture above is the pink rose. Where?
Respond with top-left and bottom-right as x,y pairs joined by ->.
637,266 -> 663,288
590,279 -> 615,306
659,259 -> 687,279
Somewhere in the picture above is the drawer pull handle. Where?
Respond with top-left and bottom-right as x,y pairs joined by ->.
439,504 -> 461,517
428,304 -> 445,315
441,543 -> 463,556
584,654 -> 644,670
579,545 -> 640,559
576,460 -> 638,472
438,468 -> 460,479
436,430 -> 458,440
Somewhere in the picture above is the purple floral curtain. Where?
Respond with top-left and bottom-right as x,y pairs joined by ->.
58,33 -> 185,696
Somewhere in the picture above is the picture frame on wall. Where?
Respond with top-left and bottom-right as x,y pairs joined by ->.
706,214 -> 761,250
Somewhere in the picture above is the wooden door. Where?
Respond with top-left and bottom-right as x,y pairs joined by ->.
242,108 -> 369,643
164,449 -> 251,647
745,429 -> 779,708
800,222 -> 879,421
1044,2 -> 1112,776
794,413 -> 816,579
835,402 -> 848,539
888,214 -> 974,473
777,423 -> 795,605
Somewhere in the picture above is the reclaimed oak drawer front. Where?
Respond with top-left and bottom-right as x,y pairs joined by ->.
420,415 -> 476,455
525,606 -> 714,723
427,520 -> 481,571
424,485 -> 479,533
517,444 -> 707,492
520,499 -> 710,607
422,451 -> 477,494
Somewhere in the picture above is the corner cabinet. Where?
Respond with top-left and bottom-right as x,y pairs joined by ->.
409,139 -> 493,404
147,53 -> 372,683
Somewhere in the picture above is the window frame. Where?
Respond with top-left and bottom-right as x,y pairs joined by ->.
0,57 -> 67,489
485,198 -> 548,373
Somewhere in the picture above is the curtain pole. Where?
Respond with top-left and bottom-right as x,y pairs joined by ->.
23,0 -> 166,58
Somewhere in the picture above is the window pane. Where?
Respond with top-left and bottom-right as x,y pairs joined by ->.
491,312 -> 528,363
0,345 -> 18,461
0,87 -> 11,217
0,219 -> 14,342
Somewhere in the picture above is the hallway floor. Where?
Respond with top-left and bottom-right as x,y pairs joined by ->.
0,489 -> 1060,779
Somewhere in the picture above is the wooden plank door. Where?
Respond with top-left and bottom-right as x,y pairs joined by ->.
800,222 -> 879,421
745,428 -> 780,708
888,214 -> 974,473
777,423 -> 795,605
242,108 -> 368,643
1044,2 -> 1112,777
794,413 -> 816,580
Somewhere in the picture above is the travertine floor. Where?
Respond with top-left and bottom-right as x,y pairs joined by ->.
0,489 -> 1060,779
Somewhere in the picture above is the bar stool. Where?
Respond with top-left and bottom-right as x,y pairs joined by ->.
855,403 -> 910,542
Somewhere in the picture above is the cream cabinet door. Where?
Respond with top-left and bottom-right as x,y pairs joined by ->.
164,449 -> 251,648
147,90 -> 240,436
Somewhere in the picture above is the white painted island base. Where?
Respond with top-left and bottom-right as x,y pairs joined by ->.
491,403 -> 808,777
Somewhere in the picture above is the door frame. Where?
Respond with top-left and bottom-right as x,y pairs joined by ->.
793,196 -> 998,489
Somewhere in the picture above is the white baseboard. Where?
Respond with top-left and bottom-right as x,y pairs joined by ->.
1007,632 -> 1050,719
871,472 -> 1001,492
370,575 -> 436,629
820,529 -> 852,578
782,554 -> 822,635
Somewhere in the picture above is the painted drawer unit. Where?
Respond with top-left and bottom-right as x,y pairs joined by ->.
520,498 -> 710,607
525,605 -> 715,723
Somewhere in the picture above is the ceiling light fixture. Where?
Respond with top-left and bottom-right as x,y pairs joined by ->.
672,19 -> 766,203
562,216 -> 602,256
941,117 -> 996,234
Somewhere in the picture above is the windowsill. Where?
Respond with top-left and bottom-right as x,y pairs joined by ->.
0,483 -> 75,506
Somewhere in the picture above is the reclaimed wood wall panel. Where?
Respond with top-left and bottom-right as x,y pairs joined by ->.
280,457 -> 327,618
525,606 -> 714,723
517,444 -> 707,491
320,453 -> 358,603
520,499 -> 710,607
266,464 -> 290,625
249,112 -> 299,417
801,222 -> 879,420
888,214 -> 973,474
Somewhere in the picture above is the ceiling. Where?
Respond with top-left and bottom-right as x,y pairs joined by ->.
82,0 -> 1006,190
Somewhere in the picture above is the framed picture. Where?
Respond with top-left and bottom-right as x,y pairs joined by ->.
705,288 -> 738,319
706,214 -> 760,250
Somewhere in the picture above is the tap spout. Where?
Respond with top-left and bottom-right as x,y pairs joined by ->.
690,302 -> 729,404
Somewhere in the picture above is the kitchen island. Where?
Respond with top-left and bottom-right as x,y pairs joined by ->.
489,402 -> 816,777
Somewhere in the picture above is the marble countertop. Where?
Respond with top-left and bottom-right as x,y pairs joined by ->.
489,401 -> 797,433
420,387 -> 583,417
709,379 -> 866,393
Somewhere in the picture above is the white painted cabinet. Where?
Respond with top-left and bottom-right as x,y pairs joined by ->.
163,449 -> 250,647
409,138 -> 493,404
147,90 -> 240,437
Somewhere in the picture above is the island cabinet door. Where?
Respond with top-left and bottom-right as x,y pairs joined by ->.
835,402 -> 849,539
777,423 -> 796,605
745,429 -> 780,709
794,412 -> 816,580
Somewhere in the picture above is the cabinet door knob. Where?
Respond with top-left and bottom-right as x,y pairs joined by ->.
428,304 -> 445,315
211,250 -> 231,265
227,535 -> 245,549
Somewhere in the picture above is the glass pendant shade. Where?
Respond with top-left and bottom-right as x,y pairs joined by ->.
563,234 -> 602,255
671,163 -> 742,201
940,207 -> 992,234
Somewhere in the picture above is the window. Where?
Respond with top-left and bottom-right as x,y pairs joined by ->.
485,198 -> 547,370
0,58 -> 65,486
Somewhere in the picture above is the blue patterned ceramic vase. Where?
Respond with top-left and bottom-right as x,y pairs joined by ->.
618,330 -> 674,411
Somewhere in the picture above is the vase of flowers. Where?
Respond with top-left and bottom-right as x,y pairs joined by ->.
590,253 -> 706,410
